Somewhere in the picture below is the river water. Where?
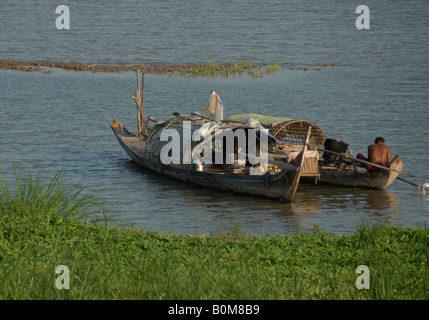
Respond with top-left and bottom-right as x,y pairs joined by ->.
1,1 -> 428,235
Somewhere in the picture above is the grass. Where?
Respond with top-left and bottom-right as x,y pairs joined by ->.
253,61 -> 280,78
167,60 -> 280,78
0,169 -> 427,299
175,60 -> 254,78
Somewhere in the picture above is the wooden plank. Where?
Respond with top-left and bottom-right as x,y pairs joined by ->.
281,126 -> 311,203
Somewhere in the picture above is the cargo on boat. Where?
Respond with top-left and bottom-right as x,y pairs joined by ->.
226,113 -> 404,190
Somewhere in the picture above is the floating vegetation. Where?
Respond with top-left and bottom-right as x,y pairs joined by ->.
171,60 -> 255,78
168,60 -> 283,78
251,61 -> 280,78
0,59 -> 334,78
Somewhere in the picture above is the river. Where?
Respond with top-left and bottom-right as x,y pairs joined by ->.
1,0 -> 428,235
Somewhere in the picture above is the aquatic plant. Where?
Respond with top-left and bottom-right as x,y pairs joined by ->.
178,60 -> 255,78
252,61 -> 280,78
1,59 -> 284,78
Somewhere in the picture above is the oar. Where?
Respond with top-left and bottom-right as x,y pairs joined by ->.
318,148 -> 417,178
397,177 -> 429,195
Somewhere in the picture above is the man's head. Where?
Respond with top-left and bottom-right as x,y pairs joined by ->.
375,137 -> 385,144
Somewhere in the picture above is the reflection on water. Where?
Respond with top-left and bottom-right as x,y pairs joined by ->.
363,190 -> 401,216
116,160 -> 405,235
292,185 -> 400,217
125,159 -> 401,216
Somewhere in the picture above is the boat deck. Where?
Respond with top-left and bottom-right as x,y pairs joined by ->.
119,135 -> 147,157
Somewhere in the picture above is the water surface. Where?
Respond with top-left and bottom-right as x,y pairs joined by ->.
1,1 -> 428,235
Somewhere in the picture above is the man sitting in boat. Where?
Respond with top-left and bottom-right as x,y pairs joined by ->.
357,137 -> 391,172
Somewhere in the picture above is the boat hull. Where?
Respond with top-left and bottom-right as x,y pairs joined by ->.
302,155 -> 404,189
111,120 -> 300,202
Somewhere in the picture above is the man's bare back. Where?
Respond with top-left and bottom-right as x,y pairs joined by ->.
357,137 -> 391,172
368,138 -> 391,166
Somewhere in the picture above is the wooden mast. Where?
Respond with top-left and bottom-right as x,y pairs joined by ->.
131,69 -> 148,137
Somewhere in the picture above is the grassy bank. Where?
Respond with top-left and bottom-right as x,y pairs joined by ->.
0,170 -> 427,299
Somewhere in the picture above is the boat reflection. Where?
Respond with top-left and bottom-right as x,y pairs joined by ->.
291,185 -> 401,217
124,159 -> 401,214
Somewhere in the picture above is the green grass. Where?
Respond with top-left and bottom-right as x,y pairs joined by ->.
0,169 -> 427,299
180,60 -> 254,78
166,60 -> 281,78
252,61 -> 280,78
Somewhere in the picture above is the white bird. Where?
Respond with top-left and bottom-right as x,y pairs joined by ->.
418,183 -> 429,195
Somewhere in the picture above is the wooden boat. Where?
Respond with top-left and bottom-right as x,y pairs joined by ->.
110,114 -> 310,203
109,72 -> 332,203
226,113 -> 405,190
304,155 -> 404,189
111,71 -> 404,204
